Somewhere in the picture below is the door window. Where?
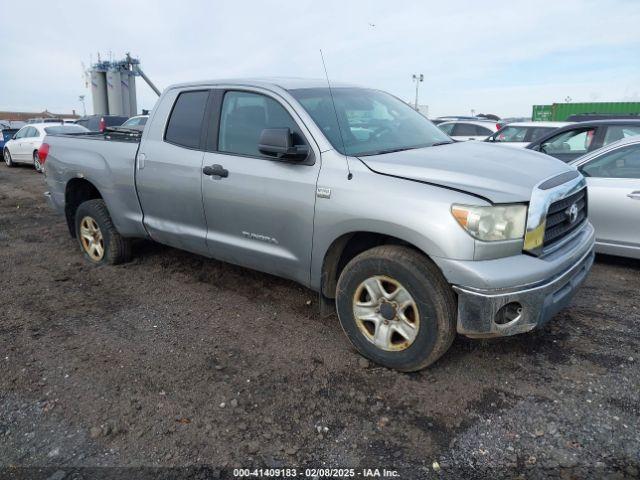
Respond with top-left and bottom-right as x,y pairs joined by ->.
581,144 -> 640,179
27,127 -> 40,138
495,126 -> 528,142
541,128 -> 596,154
603,125 -> 640,145
164,90 -> 209,149
14,127 -> 27,139
218,91 -> 305,158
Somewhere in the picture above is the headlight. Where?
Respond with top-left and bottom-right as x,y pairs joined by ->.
451,204 -> 527,241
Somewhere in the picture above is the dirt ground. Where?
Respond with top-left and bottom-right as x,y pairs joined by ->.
1,165 -> 639,479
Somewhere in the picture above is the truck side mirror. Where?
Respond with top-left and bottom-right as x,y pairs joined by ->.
258,128 -> 308,160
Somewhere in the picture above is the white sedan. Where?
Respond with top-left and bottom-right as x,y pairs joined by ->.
3,123 -> 88,172
437,120 -> 499,141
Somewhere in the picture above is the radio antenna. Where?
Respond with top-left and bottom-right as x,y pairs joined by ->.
320,49 -> 352,180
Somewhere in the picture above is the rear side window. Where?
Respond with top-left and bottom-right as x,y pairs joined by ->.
453,123 -> 478,136
603,125 -> 640,145
438,123 -> 455,135
475,125 -> 494,136
165,90 -> 209,149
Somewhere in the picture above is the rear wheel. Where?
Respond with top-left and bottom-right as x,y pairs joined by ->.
3,149 -> 13,167
74,199 -> 131,265
336,245 -> 457,371
33,151 -> 42,173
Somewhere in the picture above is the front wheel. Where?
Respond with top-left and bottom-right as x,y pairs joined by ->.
336,245 -> 457,371
33,151 -> 42,173
74,199 -> 132,265
3,148 -> 13,167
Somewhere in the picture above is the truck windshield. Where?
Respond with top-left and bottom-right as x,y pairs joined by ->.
289,87 -> 451,156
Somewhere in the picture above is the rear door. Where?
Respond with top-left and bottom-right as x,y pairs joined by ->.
23,127 -> 42,160
578,143 -> 640,258
200,88 -> 320,285
136,88 -> 212,256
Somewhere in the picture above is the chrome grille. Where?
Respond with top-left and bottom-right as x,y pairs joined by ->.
543,187 -> 587,247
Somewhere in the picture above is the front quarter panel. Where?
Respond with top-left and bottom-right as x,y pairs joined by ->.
310,151 -> 483,290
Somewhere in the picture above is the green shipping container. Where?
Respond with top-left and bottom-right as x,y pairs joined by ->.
532,102 -> 640,121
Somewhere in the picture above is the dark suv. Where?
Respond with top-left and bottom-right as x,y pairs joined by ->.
526,119 -> 640,162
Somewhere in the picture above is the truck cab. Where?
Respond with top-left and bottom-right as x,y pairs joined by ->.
42,78 -> 595,371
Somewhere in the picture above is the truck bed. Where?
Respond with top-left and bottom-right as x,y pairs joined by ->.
44,130 -> 147,239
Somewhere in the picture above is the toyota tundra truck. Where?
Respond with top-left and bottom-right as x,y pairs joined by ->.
41,79 -> 595,371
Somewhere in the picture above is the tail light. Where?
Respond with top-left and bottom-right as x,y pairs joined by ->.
496,123 -> 501,131
38,143 -> 50,165
99,117 -> 106,132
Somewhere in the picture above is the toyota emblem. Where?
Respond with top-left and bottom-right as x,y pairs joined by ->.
567,203 -> 579,224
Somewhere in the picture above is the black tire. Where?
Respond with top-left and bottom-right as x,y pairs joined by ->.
74,199 -> 132,265
33,151 -> 43,173
336,245 -> 456,371
3,148 -> 13,167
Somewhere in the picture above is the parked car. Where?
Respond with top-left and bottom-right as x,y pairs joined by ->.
41,78 -> 594,371
437,119 -> 499,141
3,123 -> 88,172
119,114 -> 148,131
486,122 -> 571,148
526,119 -> 640,162
570,136 -> 640,259
431,116 -> 479,125
27,117 -> 64,124
75,115 -> 129,132
0,127 -> 19,152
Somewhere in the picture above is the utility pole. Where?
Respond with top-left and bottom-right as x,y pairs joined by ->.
412,74 -> 423,111
78,95 -> 86,116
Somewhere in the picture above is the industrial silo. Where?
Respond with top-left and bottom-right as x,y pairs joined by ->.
120,69 -> 131,117
106,67 -> 123,116
128,70 -> 137,116
90,69 -> 108,115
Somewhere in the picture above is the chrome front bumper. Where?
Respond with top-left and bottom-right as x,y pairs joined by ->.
453,246 -> 594,338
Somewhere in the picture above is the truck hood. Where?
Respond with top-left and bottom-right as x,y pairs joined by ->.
357,141 -> 573,203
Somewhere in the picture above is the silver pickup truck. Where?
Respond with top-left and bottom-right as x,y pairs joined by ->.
42,78 -> 595,371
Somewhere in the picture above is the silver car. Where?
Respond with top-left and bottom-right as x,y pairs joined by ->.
571,136 -> 640,259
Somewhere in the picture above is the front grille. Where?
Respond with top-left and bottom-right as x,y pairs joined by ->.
543,187 -> 587,247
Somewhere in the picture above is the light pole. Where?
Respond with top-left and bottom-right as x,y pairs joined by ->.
78,95 -> 86,116
412,74 -> 423,110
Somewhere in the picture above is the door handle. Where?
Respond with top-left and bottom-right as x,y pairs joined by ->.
203,164 -> 228,178
628,191 -> 640,200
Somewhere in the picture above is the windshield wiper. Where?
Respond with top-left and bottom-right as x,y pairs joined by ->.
430,141 -> 454,146
358,145 -> 424,156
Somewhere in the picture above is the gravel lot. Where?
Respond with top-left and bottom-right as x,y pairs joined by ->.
1,165 -> 639,479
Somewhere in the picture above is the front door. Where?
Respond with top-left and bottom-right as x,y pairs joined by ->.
201,89 -> 320,285
136,89 -> 212,255
579,142 -> 640,257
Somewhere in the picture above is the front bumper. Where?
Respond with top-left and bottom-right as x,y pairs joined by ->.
451,224 -> 595,338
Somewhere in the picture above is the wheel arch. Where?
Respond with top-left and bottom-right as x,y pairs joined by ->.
320,231 -> 433,300
64,178 -> 103,237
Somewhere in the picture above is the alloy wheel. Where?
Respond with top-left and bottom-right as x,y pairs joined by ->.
352,275 -> 420,351
79,216 -> 105,261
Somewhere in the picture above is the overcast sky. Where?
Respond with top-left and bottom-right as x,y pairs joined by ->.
1,0 -> 639,118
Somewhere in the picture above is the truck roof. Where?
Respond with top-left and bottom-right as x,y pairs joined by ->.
167,77 -> 359,92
